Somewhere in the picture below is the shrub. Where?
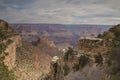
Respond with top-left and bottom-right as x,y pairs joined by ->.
72,63 -> 80,72
0,62 -> 15,80
7,39 -> 13,45
63,65 -> 70,76
109,73 -> 120,80
100,24 -> 120,80
94,53 -> 103,64
0,43 -> 6,53
79,55 -> 89,69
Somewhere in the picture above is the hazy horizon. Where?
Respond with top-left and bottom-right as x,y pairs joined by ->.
10,23 -> 113,26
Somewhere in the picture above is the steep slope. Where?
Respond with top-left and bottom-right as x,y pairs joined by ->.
0,20 -> 22,80
41,47 -> 106,80
98,24 -> 120,80
0,20 -> 22,70
3,36 -> 22,70
0,20 -> 53,80
14,42 -> 52,80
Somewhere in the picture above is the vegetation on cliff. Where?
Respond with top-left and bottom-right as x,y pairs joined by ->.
0,20 -> 18,41
41,24 -> 120,80
98,24 -> 120,80
0,48 -> 15,80
0,20 -> 15,80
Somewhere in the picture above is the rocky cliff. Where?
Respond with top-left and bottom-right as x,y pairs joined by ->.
41,24 -> 120,80
4,36 -> 22,70
0,20 -> 22,70
0,20 -> 53,80
78,38 -> 112,54
1,20 -> 118,80
40,37 -> 114,80
41,46 -> 106,80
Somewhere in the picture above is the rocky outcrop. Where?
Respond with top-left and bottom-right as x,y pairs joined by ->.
0,20 -> 52,80
50,57 -> 64,80
0,20 -> 51,80
0,20 -> 22,70
3,36 -> 22,70
41,47 -> 105,80
78,38 -> 111,54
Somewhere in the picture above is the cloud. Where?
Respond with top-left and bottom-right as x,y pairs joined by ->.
0,0 -> 120,24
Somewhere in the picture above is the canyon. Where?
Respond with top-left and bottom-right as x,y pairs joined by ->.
11,24 -> 111,49
0,20 -> 119,80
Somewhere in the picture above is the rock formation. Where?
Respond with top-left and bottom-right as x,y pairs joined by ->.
4,36 -> 22,70
41,39 -> 109,80
1,20 -> 118,80
78,38 -> 111,54
0,20 -> 22,70
0,20 -> 52,80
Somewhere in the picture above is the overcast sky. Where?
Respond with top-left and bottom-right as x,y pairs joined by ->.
0,0 -> 120,24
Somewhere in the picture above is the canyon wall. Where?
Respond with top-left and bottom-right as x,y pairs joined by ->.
40,35 -> 115,80
3,36 -> 22,70
0,20 -> 22,70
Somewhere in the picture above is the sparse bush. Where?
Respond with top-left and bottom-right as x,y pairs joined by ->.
0,62 -> 15,80
72,63 -> 80,72
39,74 -> 51,80
0,43 -> 15,80
0,27 -> 18,41
109,73 -> 120,80
94,53 -> 103,64
7,39 -> 13,45
63,65 -> 70,76
0,43 -> 6,53
79,55 -> 89,69
100,24 -> 120,80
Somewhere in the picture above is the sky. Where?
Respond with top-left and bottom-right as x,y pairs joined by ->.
0,0 -> 120,25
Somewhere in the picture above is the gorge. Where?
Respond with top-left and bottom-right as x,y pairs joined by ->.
0,20 -> 120,80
